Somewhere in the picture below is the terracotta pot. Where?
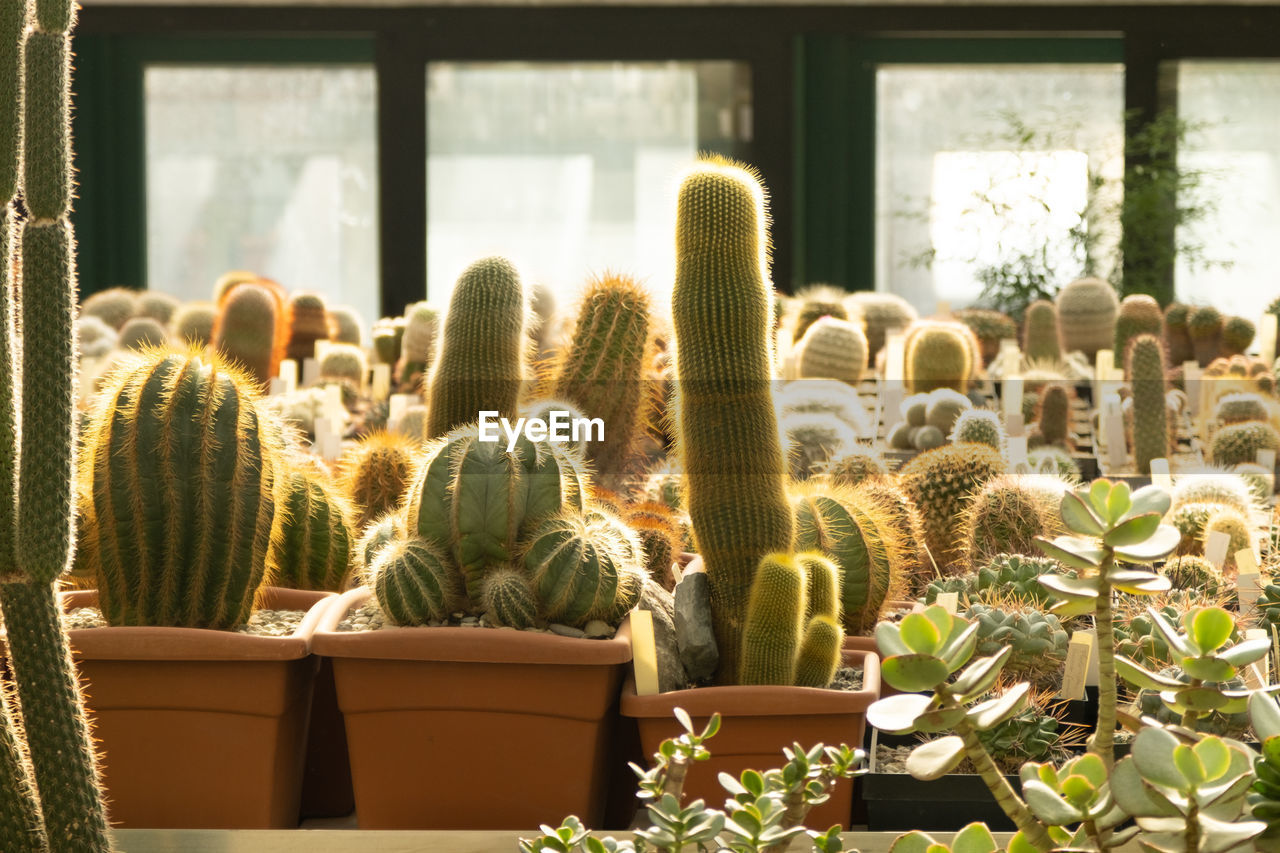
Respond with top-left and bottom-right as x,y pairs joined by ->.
311,587 -> 634,829
619,648 -> 880,830
19,587 -> 333,828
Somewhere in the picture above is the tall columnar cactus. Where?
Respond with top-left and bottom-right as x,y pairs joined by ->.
1022,299 -> 1061,363
81,350 -> 282,629
904,321 -> 974,394
269,466 -> 354,592
793,315 -> 868,385
0,0 -> 115,845
1189,305 -> 1224,367
1114,294 -> 1165,367
1126,334 -> 1170,475
739,553 -> 806,686
898,443 -> 1007,573
338,431 -> 417,532
425,257 -> 526,439
1035,383 -> 1072,449
550,272 -> 655,485
1223,316 -> 1256,358
286,291 -> 331,363
213,280 -> 287,387
399,301 -> 438,386
671,158 -> 794,684
1164,302 -> 1194,366
1055,276 -> 1118,359
171,301 -> 217,347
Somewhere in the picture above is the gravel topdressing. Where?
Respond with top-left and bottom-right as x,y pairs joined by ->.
59,607 -> 306,637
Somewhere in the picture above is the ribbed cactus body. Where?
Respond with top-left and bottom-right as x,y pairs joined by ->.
1126,334 -> 1170,475
739,553 -> 805,686
1115,295 -> 1164,365
270,469 -> 353,592
794,615 -> 843,688
904,322 -> 973,394
1211,421 -> 1280,467
172,301 -> 217,347
962,474 -> 1068,568
1164,303 -> 1194,366
845,291 -> 917,359
339,431 -> 417,532
823,446 -> 887,488
1189,306 -> 1224,367
966,602 -> 1068,683
523,509 -> 644,628
213,280 -> 286,387
372,318 -> 405,366
371,537 -> 462,626
82,350 -> 281,629
480,566 -> 539,629
551,273 -> 654,484
898,443 -> 1007,573
949,409 -> 1005,451
1055,277 -> 1118,359
794,316 -> 867,385
318,343 -> 366,388
425,257 -> 526,439
328,306 -> 363,346
671,159 -> 794,684
286,291 -> 330,363
1022,300 -> 1061,363
355,511 -> 401,578
1214,392 -> 1268,425
625,502 -> 681,588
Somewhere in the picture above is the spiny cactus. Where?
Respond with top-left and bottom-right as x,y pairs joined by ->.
523,508 -> 645,628
1034,383 -> 1072,449
671,158 -> 793,683
1164,302 -> 1194,366
1022,299 -> 1061,363
1159,555 -> 1225,598
781,412 -> 858,481
1170,502 -> 1215,555
328,305 -> 363,347
1115,294 -> 1164,366
318,342 -> 367,389
269,466 -> 354,592
846,291 -> 916,358
480,565 -> 539,629
286,291 -> 331,363
1215,392 -> 1269,426
739,553 -> 806,686
425,257 -> 526,439
76,314 -> 116,359
794,614 -> 843,689
1212,421 -> 1280,467
624,501 -> 682,590
961,474 -> 1069,568
898,443 -> 1007,572
81,349 -> 283,628
955,307 -> 1017,367
949,408 -> 1005,451
799,552 -> 840,620
1055,277 -> 1118,359
338,431 -> 417,532
212,269 -> 260,304
355,511 -> 402,579
370,537 -> 463,626
171,301 -> 217,348
1172,470 -> 1257,516
371,317 -> 405,367
793,315 -> 867,385
641,459 -> 683,511
904,321 -> 974,394
1189,305 -> 1224,367
821,444 -> 887,488
549,272 -> 655,485
1233,462 -> 1273,503
790,285 -> 848,343
80,286 -> 136,330
399,301 -> 438,386
133,291 -> 178,326
213,279 -> 287,387
1027,446 -> 1081,482
1126,334 -> 1170,475
974,553 -> 1067,606
1222,315 -> 1256,357
1202,507 -> 1254,573
117,315 -> 168,350
775,378 -> 874,436
925,387 -> 972,433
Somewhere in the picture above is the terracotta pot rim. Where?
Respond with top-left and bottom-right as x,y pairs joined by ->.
619,648 -> 880,717
21,587 -> 335,662
311,586 -> 634,665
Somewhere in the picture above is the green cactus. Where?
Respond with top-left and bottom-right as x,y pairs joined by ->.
911,425 -> 945,451
821,445 -> 887,488
965,601 -> 1069,684
923,574 -> 974,604
269,466 -> 354,592
318,342 -> 366,389
550,272 -> 654,485
399,301 -> 438,385
133,291 -> 178,326
790,285 -> 848,343
1035,383 -> 1072,449
961,473 -> 1067,569
370,536 -> 463,626
799,552 -> 840,621
793,315 -> 867,385
286,291 -> 330,363
1233,462 -> 1273,503
955,307 -> 1017,367
1114,294 -> 1164,365
425,257 -> 526,439
1202,507 -> 1254,572
1022,299 -> 1061,363
975,553 -> 1068,606
1172,470 -> 1257,516
978,706 -> 1067,769
0,0 -> 115,844
925,387 -> 972,433
1222,315 -> 1256,357
479,565 -> 539,629
1159,555 -> 1225,598
355,511 -> 401,579
1170,502 -> 1214,554
794,614 -> 843,689
1055,276 -> 1118,359
846,291 -> 916,358
949,408 -> 1005,451
171,301 -> 217,348
213,281 -> 285,387
1126,334 -> 1170,476
1164,302 -> 1194,366
80,350 -> 283,628
117,315 -> 168,351
338,430 -> 417,532
898,443 -> 1007,572
80,287 -> 136,330
1212,421 -> 1280,467
1027,446 -> 1081,482
523,508 -> 644,628
781,412 -> 858,481
905,322 -> 973,394
1215,392 -> 1269,425
372,317 -> 405,366
1189,305 -> 1224,367
671,159 -> 794,684
328,305 -> 363,347
739,553 -> 806,686
624,501 -> 682,589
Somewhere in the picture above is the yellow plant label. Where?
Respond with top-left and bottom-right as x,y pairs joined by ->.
370,364 -> 391,401
1060,632 -> 1094,702
629,610 -> 660,697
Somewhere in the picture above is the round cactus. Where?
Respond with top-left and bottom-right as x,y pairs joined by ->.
912,425 -> 945,451
269,466 -> 355,592
845,291 -> 917,359
1232,462 -> 1273,503
76,314 -> 117,359
400,300 -> 439,384
955,308 -> 1017,367
925,387 -> 972,433
1159,555 -> 1224,597
372,317 -> 405,366
1055,277 -> 1118,359
1188,306 -> 1224,367
1172,470 -> 1257,516
781,412 -> 859,481
318,342 -> 367,389
355,511 -> 402,579
793,316 -> 868,385
975,553 -> 1067,606
905,322 -> 974,394
286,291 -> 331,363
791,285 -> 849,343
1211,421 -> 1280,467
1022,299 -> 1061,363
949,408 -> 1005,451
117,316 -> 167,351
1222,315 -> 1256,357
1164,302 -> 1194,366
328,305 -> 364,347
523,509 -> 645,628
213,280 -> 288,387
171,301 -> 217,348
821,445 -> 887,488
1035,384 -> 1073,449
624,501 -> 682,590
965,600 -> 1069,685
1202,507 -> 1254,573
370,536 -> 463,626
1027,446 -> 1081,482
339,431 -> 419,532
898,443 -> 1007,573
134,291 -> 180,326
1214,392 -> 1269,426
1170,502 -> 1215,555
961,474 -> 1069,568
480,566 -> 540,629
1115,294 -> 1164,365
81,286 -> 137,330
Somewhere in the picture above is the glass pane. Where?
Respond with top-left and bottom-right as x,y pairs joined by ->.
145,65 -> 379,326
426,61 -> 751,308
876,63 -> 1125,314
1176,61 -> 1280,317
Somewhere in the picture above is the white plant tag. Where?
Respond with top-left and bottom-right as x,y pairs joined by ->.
1205,530 -> 1231,569
1150,458 -> 1173,490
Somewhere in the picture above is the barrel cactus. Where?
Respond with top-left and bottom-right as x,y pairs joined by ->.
213,279 -> 288,387
523,507 -> 645,628
269,465 -> 355,592
370,537 -> 464,626
1055,277 -> 1118,359
286,291 -> 331,363
328,305 -> 363,347
949,408 -> 1005,451
845,291 -> 916,358
781,412 -> 859,481
1222,315 -> 1256,358
961,473 -> 1069,568
338,430 -> 418,532
793,315 -> 868,385
117,315 -> 168,350
171,301 -> 217,347
1214,392 -> 1270,426
822,444 -> 887,488
399,300 -> 439,386
1212,421 -> 1280,467
898,443 -> 1007,572
1115,294 -> 1165,366
904,321 -> 974,394
1202,507 -> 1254,572
790,285 -> 849,343
955,307 -> 1017,367
1189,306 -> 1224,367
81,286 -> 137,330
318,342 -> 367,390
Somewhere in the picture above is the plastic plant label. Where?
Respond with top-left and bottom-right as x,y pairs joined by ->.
1205,530 -> 1231,569
1238,568 -> 1265,617
1060,631 -> 1094,701
1183,361 -> 1202,416
1245,628 -> 1271,689
313,417 -> 342,461
268,378 -> 288,397
1095,349 -> 1115,383
884,333 -> 906,383
324,384 -> 344,422
301,357 -> 320,389
1261,313 -> 1279,366
1008,435 -> 1029,470
313,339 -> 332,362
936,592 -> 959,615
277,359 -> 298,394
1150,458 -> 1173,490
1002,377 -> 1024,420
1084,628 -> 1100,686
1259,449 -> 1277,471
370,364 -> 391,401
1004,411 -> 1025,438
1102,395 -> 1128,472
629,610 -> 660,697
389,394 -> 413,430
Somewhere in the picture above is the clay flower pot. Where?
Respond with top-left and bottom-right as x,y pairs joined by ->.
619,647 -> 880,830
11,587 -> 333,828
311,586 -> 634,829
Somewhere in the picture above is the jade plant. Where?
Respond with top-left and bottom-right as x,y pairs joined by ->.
1248,691 -> 1280,849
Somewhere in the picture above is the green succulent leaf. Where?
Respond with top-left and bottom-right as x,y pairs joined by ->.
941,622 -> 981,673
906,736 -> 966,781
881,654 -> 951,693
1173,744 -> 1206,786
950,822 -> 998,853
1180,656 -> 1236,684
1061,490 -> 1105,537
1106,481 -> 1132,523
968,682 -> 1031,731
888,831 -> 936,853
1165,686 -> 1230,713
1145,608 -> 1194,658
1087,481 -> 1112,518
900,613 -> 943,657
1107,569 -> 1170,595
1038,574 -> 1101,600
1059,773 -> 1096,807
1125,484 -> 1173,521
1103,511 -> 1161,547
952,648 -> 1013,701
1035,536 -> 1106,571
1112,524 -> 1181,563
1196,814 -> 1265,853
1188,607 -> 1235,655
1219,637 -> 1270,667
1023,779 -> 1083,826
914,706 -> 969,734
1132,728 -> 1192,793
1250,693 -> 1280,741
868,693 -> 934,735
1193,737 -> 1232,783
877,621 -> 913,658
1116,656 -> 1184,691
1111,756 -> 1181,817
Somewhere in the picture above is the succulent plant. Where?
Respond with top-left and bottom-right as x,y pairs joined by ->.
623,501 -> 682,590
1214,391 -> 1270,426
898,442 -> 1007,572
790,284 -> 849,343
821,444 -> 888,488
1188,305 -> 1224,367
1125,334 -> 1170,475
1233,462 -> 1274,503
888,823 -> 1003,853
978,703 -> 1070,770
371,316 -> 405,366
370,536 -> 464,626
1169,502 -> 1214,554
1211,420 -> 1280,467
1114,295 -> 1164,367
285,291 -> 331,363
1022,300 -> 1061,363
81,286 -> 137,330
76,313 -> 117,359
955,308 -> 1017,367
974,553 -> 1067,607
905,321 -> 975,394
965,601 -> 1069,684
213,279 -> 288,387
523,507 -> 645,629
793,315 -> 867,385
846,291 -> 917,358
1222,315 -> 1256,357
479,565 -> 540,629
269,466 -> 355,592
1249,693 -> 1280,846
1055,277 -> 1118,360
425,257 -> 526,439
171,301 -> 217,348
1163,302 -> 1194,366
355,511 -> 402,578
1033,383 -> 1073,451
117,315 -> 168,351
328,305 -> 363,347
1135,668 -> 1250,739
949,408 -> 1005,452
775,377 -> 875,437
1158,555 -> 1225,599
781,411 -> 859,481
961,474 -> 1068,569
641,458 -> 683,511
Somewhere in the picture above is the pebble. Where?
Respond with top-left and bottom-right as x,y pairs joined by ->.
583,620 -> 613,639
549,623 -> 586,639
